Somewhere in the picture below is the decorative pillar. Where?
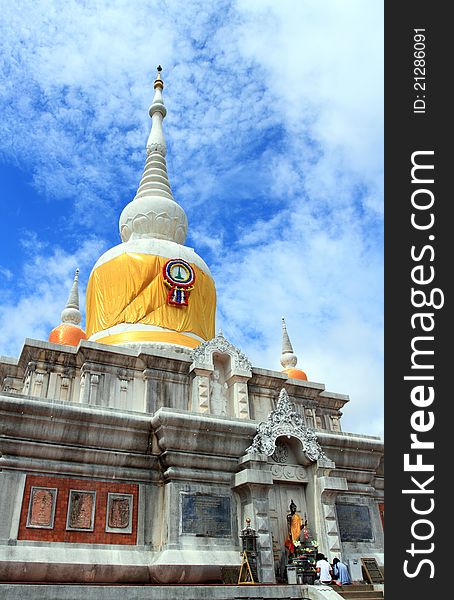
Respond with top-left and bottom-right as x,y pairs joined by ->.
305,408 -> 316,428
79,371 -> 88,404
330,415 -> 341,432
190,367 -> 211,413
117,368 -> 134,408
59,375 -> 71,401
32,371 -> 47,398
143,369 -> 155,413
79,362 -> 103,405
233,453 -> 275,583
119,378 -> 128,405
90,374 -> 100,404
23,361 -> 36,396
230,375 -> 250,419
305,459 -> 348,561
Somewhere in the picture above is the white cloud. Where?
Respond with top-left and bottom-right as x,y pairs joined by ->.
0,237 -> 106,357
0,0 -> 383,437
0,267 -> 13,282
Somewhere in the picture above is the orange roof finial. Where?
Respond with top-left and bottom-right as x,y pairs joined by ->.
48,268 -> 87,346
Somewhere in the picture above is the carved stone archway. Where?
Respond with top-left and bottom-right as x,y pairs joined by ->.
241,388 -> 346,568
246,388 -> 328,462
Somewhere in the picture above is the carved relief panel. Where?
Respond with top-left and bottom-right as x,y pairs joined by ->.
105,493 -> 133,534
26,487 -> 57,529
66,490 -> 96,531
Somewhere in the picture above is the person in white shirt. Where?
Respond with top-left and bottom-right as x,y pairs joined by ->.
316,553 -> 341,586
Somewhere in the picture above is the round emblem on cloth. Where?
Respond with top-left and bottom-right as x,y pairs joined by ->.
164,259 -> 195,286
163,259 -> 196,306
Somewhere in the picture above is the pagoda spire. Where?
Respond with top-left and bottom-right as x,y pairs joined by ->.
119,66 -> 188,245
146,65 -> 167,154
136,65 -> 173,200
280,318 -> 308,381
61,268 -> 82,325
48,268 -> 87,346
280,317 -> 297,369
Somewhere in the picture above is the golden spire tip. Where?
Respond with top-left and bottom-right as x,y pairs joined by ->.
154,65 -> 164,88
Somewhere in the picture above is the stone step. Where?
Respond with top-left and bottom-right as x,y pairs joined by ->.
338,591 -> 383,600
339,597 -> 383,600
338,584 -> 374,591
0,583 -> 384,600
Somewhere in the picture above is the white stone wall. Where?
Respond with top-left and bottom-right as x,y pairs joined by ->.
0,338 -> 383,583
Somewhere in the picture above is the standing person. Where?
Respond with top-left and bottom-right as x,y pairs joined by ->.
316,553 -> 340,586
332,557 -> 352,585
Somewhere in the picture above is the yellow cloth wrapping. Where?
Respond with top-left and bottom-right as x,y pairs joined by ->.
86,253 -> 216,341
290,513 -> 302,542
93,330 -> 202,348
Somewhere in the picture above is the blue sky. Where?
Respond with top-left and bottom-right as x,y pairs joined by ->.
0,0 -> 383,437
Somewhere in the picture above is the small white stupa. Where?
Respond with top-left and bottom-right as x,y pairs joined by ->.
48,268 -> 87,346
280,317 -> 308,380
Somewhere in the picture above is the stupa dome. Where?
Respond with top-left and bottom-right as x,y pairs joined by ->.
85,67 -> 216,350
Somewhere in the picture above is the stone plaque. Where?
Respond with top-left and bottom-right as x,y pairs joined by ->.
336,504 -> 373,542
66,490 -> 96,531
26,487 -> 57,529
181,493 -> 231,537
105,493 -> 133,534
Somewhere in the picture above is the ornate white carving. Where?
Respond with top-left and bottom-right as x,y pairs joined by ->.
147,142 -> 166,155
271,464 -> 283,478
270,463 -> 307,482
296,466 -> 307,480
120,202 -> 187,244
246,388 -> 328,462
190,331 -> 252,375
271,441 -> 289,463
